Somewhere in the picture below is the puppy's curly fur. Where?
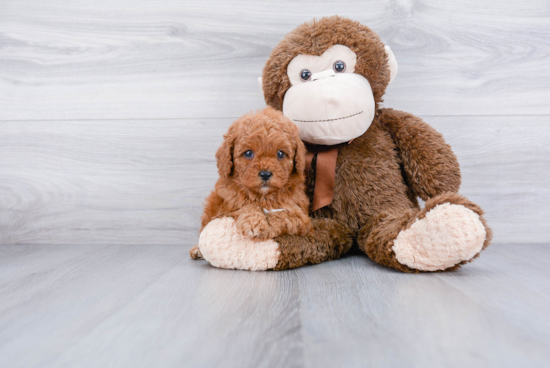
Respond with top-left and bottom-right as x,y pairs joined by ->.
189,107 -> 311,260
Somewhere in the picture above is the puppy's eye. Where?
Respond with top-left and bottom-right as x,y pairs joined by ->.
277,150 -> 285,160
300,69 -> 311,81
243,150 -> 254,159
333,60 -> 346,73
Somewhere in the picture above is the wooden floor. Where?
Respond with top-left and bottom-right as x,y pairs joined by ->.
0,243 -> 549,368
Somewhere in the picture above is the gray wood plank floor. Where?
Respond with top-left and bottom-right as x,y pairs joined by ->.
0,243 -> 549,368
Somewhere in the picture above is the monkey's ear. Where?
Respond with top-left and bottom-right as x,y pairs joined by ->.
258,76 -> 265,99
216,133 -> 235,178
384,45 -> 398,84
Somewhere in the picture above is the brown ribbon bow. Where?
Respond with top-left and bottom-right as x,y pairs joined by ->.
305,143 -> 341,212
305,140 -> 354,211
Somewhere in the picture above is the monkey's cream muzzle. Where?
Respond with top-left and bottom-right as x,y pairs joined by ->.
283,72 -> 375,145
272,44 -> 397,146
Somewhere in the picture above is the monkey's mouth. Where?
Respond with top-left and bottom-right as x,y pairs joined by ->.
292,111 -> 363,123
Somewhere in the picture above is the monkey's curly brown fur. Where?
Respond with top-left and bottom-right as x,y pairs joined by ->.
261,16 -> 492,272
189,107 -> 311,260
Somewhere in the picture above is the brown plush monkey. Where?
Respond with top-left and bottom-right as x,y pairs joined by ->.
195,16 -> 492,272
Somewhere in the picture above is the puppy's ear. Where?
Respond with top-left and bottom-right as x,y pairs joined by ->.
216,131 -> 235,178
293,136 -> 307,175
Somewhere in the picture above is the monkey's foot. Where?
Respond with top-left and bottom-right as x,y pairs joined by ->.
197,217 -> 280,271
392,196 -> 489,271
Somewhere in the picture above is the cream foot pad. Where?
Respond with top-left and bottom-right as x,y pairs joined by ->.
198,217 -> 281,271
392,203 -> 486,271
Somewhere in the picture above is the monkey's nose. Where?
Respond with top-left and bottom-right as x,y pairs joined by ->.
311,69 -> 336,81
259,171 -> 272,181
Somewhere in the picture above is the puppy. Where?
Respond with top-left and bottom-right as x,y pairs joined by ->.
190,107 -> 311,259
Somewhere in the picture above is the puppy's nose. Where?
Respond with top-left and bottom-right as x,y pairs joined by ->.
259,171 -> 272,181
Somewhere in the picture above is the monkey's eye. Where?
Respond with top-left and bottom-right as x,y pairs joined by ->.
243,150 -> 254,159
333,60 -> 346,73
300,69 -> 312,81
277,150 -> 285,160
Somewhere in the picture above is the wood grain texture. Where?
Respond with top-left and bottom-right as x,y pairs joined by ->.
1,1 -> 549,243
1,116 -> 549,245
1,2 -> 548,366
1,0 -> 549,120
0,118 -> 230,245
0,243 -> 549,368
298,249 -> 550,367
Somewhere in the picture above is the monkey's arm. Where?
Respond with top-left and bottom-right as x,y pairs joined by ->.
379,108 -> 461,200
273,218 -> 353,270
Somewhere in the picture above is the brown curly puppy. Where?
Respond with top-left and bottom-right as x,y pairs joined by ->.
189,107 -> 311,259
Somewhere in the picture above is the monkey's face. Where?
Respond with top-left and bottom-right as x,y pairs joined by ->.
281,45 -> 397,145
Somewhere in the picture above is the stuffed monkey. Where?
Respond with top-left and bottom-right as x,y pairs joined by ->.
194,16 -> 492,272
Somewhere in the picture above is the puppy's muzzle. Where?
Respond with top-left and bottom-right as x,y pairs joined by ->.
259,171 -> 272,182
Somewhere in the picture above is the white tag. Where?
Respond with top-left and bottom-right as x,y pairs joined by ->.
262,208 -> 286,215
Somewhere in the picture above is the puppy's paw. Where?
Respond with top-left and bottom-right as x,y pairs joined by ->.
236,213 -> 272,240
189,244 -> 203,259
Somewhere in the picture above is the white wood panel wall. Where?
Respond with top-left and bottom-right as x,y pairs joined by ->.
1,0 -> 549,245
